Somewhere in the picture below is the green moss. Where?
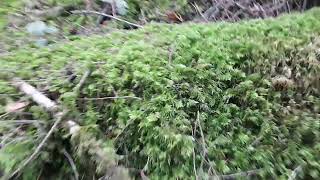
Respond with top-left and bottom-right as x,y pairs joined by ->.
1,9 -> 320,179
0,0 -> 24,29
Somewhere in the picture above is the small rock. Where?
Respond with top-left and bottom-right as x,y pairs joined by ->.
26,21 -> 47,36
35,38 -> 48,47
45,26 -> 59,34
26,21 -> 59,36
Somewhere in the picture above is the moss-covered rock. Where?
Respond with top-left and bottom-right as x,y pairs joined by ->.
0,8 -> 320,180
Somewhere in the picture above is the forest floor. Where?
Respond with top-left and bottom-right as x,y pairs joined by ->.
0,1 -> 320,180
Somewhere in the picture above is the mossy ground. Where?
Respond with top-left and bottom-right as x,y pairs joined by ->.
0,8 -> 320,180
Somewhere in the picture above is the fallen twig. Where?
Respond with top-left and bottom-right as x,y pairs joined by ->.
191,123 -> 198,180
197,111 -> 207,169
8,77 -> 81,178
216,169 -> 262,180
74,70 -> 91,94
192,2 -> 209,22
63,148 -> 79,180
71,10 -> 143,28
196,111 -> 219,178
82,96 -> 141,100
168,44 -> 175,65
0,120 -> 45,125
0,112 -> 11,119
9,110 -> 67,179
0,126 -> 22,148
11,78 -> 58,111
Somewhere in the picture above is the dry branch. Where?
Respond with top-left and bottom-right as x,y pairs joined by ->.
9,110 -> 67,179
74,70 -> 91,94
63,148 -> 79,180
215,169 -> 262,180
8,77 -> 81,178
11,78 -> 58,111
192,2 -> 209,22
71,10 -> 143,28
82,96 -> 141,100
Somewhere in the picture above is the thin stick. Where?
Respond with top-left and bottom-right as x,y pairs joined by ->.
1,126 -> 21,145
196,111 -> 219,177
192,123 -> 198,180
0,112 -> 11,119
0,120 -> 45,125
11,78 -> 58,111
71,10 -> 143,28
82,96 -> 141,100
63,148 -> 79,180
8,78 -> 77,178
74,70 -> 91,94
9,111 -> 67,179
192,2 -> 209,22
217,169 -> 262,180
197,111 -> 207,169
168,44 -> 175,65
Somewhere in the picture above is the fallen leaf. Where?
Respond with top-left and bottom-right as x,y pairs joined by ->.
5,101 -> 29,113
165,11 -> 183,22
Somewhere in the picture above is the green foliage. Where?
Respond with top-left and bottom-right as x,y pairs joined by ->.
0,0 -> 23,28
0,9 -> 320,179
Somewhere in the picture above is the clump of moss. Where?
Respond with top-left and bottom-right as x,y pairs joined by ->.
0,0 -> 24,28
0,8 -> 320,180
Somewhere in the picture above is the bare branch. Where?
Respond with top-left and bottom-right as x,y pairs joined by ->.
9,110 -> 67,179
82,96 -> 141,100
74,70 -> 91,94
197,111 -> 207,169
11,78 -> 58,111
191,123 -> 198,180
192,2 -> 209,22
196,111 -> 219,178
216,169 -> 262,180
0,120 -> 45,125
168,44 -> 175,65
63,148 -> 79,180
8,78 -> 79,178
71,10 -> 143,28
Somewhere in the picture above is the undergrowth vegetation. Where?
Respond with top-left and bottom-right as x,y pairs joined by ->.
0,8 -> 320,179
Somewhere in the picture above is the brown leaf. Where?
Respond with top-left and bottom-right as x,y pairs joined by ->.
5,101 -> 29,113
165,11 -> 183,22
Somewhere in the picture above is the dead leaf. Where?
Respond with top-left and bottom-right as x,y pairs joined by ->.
165,11 -> 183,22
5,101 -> 29,113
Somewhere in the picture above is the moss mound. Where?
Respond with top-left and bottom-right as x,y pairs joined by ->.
1,9 -> 320,179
